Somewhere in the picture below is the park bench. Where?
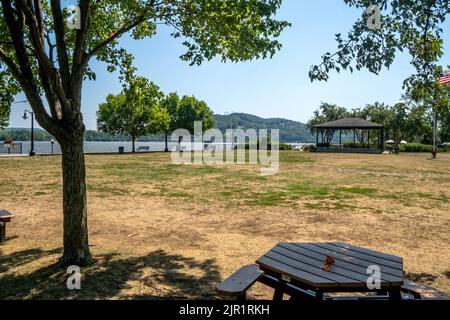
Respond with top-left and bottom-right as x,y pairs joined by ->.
137,146 -> 150,152
216,264 -> 263,300
401,280 -> 450,300
0,210 -> 14,243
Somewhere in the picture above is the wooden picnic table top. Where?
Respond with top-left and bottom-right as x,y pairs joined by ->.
255,242 -> 404,292
0,210 -> 14,220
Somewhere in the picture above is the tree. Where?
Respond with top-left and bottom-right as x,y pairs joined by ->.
0,103 -> 8,129
0,70 -> 18,129
441,106 -> 450,142
176,95 -> 215,133
357,102 -> 390,125
309,1 -> 450,102
0,0 -> 289,265
307,102 -> 350,132
160,92 -> 180,152
310,1 -> 450,152
97,77 -> 169,152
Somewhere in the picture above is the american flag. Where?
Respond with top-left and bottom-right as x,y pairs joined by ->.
438,72 -> 450,85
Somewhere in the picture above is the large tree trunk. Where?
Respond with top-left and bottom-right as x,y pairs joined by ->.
59,131 -> 92,266
132,137 -> 136,153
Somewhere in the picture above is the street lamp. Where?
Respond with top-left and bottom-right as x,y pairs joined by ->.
51,139 -> 55,155
22,110 -> 35,156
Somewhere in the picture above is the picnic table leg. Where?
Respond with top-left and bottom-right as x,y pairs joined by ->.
316,291 -> 324,301
273,289 -> 284,301
0,222 -> 5,242
237,292 -> 247,301
389,288 -> 401,301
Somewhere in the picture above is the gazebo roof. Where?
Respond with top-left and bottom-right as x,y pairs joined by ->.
313,118 -> 384,129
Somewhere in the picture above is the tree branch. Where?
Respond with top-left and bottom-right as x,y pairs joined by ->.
70,0 -> 91,107
85,15 -> 148,63
16,0 -> 71,115
1,0 -> 60,135
49,0 -> 71,90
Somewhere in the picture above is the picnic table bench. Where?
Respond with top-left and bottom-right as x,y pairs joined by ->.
0,210 -> 14,243
216,242 -> 450,301
137,146 -> 150,152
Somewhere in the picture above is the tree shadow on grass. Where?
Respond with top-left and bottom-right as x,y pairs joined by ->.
0,247 -> 62,274
0,248 -> 221,299
443,271 -> 450,280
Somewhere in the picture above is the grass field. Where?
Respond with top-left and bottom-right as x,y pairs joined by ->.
1,151 -> 450,299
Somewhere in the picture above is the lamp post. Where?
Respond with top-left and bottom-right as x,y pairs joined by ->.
22,110 -> 35,156
51,139 -> 55,155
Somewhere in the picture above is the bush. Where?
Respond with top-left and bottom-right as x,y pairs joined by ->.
398,143 -> 448,153
304,144 -> 316,152
279,143 -> 293,151
343,142 -> 364,148
400,143 -> 433,153
242,142 -> 292,150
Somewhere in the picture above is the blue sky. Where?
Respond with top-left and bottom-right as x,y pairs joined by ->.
8,0 -> 450,130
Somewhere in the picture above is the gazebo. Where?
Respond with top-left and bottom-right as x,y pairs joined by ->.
312,118 -> 385,154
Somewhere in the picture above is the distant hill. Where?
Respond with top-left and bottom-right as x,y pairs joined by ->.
214,113 -> 314,142
2,113 -> 315,143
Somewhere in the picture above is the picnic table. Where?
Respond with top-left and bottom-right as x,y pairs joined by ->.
217,242 -> 406,301
256,242 -> 403,300
0,210 -> 14,243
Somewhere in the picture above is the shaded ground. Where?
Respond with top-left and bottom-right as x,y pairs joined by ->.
1,151 -> 449,299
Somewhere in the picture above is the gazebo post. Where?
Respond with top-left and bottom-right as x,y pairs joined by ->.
316,129 -> 319,148
367,130 -> 370,149
353,129 -> 356,146
339,130 -> 342,149
377,129 -> 380,150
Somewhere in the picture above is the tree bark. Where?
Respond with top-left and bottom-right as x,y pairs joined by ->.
59,131 -> 92,266
132,137 -> 136,153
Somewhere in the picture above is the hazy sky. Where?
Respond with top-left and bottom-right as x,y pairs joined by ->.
8,0 -> 450,130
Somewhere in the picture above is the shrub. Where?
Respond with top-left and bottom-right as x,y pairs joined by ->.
398,143 -> 448,153
242,142 -> 292,150
400,143 -> 433,153
279,143 -> 293,151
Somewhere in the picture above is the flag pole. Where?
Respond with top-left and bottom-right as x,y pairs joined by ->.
433,108 -> 437,159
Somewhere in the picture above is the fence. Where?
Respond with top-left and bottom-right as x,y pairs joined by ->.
0,143 -> 23,154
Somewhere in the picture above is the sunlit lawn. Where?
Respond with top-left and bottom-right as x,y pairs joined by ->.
1,151 -> 450,299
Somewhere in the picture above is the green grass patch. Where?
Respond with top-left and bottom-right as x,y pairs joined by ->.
337,187 -> 378,196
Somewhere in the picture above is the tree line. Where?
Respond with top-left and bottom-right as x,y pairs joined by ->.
96,76 -> 215,153
308,101 -> 450,145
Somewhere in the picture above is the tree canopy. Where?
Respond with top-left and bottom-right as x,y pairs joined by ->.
309,0 -> 450,104
97,77 -> 169,152
176,95 -> 215,133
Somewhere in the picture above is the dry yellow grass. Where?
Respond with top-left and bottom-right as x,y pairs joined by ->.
0,151 -> 449,299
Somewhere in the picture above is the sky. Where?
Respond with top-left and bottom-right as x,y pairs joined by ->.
8,0 -> 450,130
